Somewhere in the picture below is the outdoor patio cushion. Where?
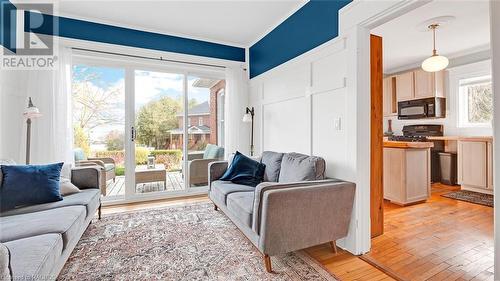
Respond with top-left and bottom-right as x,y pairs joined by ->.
104,163 -> 115,171
261,151 -> 284,182
210,180 -> 255,205
5,233 -> 63,280
226,192 -> 254,228
73,148 -> 87,161
0,206 -> 86,250
203,144 -> 224,159
0,189 -> 100,219
278,153 -> 326,183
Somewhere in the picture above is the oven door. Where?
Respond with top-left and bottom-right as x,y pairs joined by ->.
398,102 -> 427,119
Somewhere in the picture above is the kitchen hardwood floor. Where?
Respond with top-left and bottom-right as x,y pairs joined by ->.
101,183 -> 493,281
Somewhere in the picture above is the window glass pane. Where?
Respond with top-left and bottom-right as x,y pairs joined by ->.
459,75 -> 492,126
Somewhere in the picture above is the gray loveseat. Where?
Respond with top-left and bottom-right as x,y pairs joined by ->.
0,166 -> 101,280
208,151 -> 356,272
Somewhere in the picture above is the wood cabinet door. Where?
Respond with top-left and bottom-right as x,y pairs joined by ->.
383,148 -> 405,201
488,142 -> 493,190
383,77 -> 393,116
414,69 -> 434,99
396,72 -> 414,101
459,141 -> 488,188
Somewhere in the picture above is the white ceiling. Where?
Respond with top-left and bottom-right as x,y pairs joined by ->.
372,0 -> 490,74
49,0 -> 306,47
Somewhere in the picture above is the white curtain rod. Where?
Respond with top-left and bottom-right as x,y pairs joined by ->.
71,47 -> 228,69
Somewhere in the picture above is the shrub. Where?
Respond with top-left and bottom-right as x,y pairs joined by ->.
115,165 -> 125,176
135,147 -> 150,165
95,149 -> 182,170
151,150 -> 182,171
95,150 -> 125,165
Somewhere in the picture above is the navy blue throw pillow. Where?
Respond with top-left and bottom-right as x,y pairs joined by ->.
220,152 -> 266,187
0,163 -> 64,211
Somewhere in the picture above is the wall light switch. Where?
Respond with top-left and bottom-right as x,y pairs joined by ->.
334,118 -> 342,131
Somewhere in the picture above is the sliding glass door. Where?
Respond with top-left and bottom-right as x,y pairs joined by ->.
71,52 -> 225,203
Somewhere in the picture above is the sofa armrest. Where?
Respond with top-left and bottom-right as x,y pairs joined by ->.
208,161 -> 228,189
76,159 -> 105,168
254,180 -> 355,255
71,166 -> 102,190
88,157 -> 115,165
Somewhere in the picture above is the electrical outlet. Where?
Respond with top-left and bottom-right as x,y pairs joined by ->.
334,118 -> 341,131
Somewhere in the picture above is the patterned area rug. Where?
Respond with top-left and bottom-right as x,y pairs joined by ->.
442,190 -> 493,207
59,203 -> 337,280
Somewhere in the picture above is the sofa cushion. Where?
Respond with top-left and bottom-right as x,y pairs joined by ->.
0,163 -> 64,211
220,151 -> 265,187
261,151 -> 284,182
0,243 -> 11,281
226,192 -> 254,228
0,189 -> 99,219
5,234 -> 63,280
278,153 -> 326,183
210,180 -> 255,205
0,206 -> 86,250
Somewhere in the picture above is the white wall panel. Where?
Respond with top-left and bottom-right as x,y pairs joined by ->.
312,50 -> 347,94
262,97 -> 310,154
262,64 -> 310,103
312,89 -> 348,179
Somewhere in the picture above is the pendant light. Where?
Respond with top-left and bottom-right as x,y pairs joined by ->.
421,24 -> 449,72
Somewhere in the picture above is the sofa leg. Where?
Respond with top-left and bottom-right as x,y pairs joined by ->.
98,203 -> 102,220
329,241 -> 338,254
263,254 -> 272,273
214,204 -> 218,211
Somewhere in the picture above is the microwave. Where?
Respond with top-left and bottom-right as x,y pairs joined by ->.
398,97 -> 446,119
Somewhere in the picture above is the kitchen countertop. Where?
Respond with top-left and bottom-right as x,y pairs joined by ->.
383,141 -> 434,149
427,136 -> 493,142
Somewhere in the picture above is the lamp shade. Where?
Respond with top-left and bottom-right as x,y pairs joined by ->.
23,106 -> 42,119
242,113 -> 252,123
421,55 -> 449,72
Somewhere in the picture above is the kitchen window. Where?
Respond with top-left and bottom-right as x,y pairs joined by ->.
458,75 -> 493,128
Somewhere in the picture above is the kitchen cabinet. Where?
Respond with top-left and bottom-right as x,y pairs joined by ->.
396,72 -> 414,102
414,69 -> 445,99
383,76 -> 397,116
458,139 -> 493,194
395,69 -> 445,102
383,143 -> 432,205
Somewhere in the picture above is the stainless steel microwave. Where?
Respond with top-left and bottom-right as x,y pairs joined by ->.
398,97 -> 446,119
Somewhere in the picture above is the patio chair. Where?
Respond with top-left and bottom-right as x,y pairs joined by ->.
188,144 -> 224,186
73,148 -> 116,195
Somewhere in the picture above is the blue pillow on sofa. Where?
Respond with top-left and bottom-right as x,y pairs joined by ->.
220,151 -> 265,187
0,163 -> 64,211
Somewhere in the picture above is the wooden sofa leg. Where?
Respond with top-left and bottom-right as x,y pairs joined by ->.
264,254 -> 272,273
214,204 -> 218,211
98,203 -> 102,220
329,241 -> 338,254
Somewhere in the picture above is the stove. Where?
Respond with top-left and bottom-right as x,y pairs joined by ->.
388,124 -> 444,182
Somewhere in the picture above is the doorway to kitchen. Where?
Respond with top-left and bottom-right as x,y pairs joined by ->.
367,1 -> 494,280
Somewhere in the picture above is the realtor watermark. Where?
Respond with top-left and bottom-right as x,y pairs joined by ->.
1,1 -> 59,70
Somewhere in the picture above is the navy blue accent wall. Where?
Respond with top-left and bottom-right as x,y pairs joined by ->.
0,0 -> 16,52
25,13 -> 245,62
249,0 -> 351,78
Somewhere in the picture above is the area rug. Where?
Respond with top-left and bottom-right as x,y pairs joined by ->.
59,203 -> 337,280
442,190 -> 493,207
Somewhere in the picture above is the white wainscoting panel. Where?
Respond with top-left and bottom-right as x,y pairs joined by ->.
262,97 -> 310,154
262,63 -> 310,104
311,49 -> 347,94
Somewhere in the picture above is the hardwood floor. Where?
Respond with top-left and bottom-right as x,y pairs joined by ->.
365,184 -> 494,281
101,183 -> 493,281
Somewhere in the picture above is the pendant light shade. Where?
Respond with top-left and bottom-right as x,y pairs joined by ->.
421,54 -> 449,72
422,24 -> 448,72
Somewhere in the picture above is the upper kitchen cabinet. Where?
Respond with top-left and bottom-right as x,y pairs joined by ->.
383,76 -> 397,116
414,69 -> 445,99
396,72 -> 414,101
395,69 -> 445,101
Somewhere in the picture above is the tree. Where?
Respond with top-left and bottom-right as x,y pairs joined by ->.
188,98 -> 199,109
73,125 -> 91,156
136,97 -> 181,149
105,130 -> 124,150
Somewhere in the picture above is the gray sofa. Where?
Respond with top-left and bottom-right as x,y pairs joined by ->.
0,166 -> 101,280
208,151 -> 356,273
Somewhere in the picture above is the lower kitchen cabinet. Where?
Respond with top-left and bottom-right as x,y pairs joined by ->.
383,147 -> 431,205
458,139 -> 494,194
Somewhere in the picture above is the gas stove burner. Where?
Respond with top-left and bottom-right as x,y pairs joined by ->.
388,135 -> 429,142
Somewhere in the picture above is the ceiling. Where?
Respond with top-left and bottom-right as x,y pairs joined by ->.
372,0 -> 490,74
47,0 -> 306,47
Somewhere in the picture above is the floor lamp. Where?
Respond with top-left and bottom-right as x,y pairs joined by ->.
23,97 -> 42,164
242,107 -> 255,156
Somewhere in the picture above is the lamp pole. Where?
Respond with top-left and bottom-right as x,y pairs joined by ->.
23,97 -> 42,164
245,107 -> 255,156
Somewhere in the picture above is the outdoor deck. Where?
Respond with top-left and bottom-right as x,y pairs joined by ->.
106,172 -> 184,197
